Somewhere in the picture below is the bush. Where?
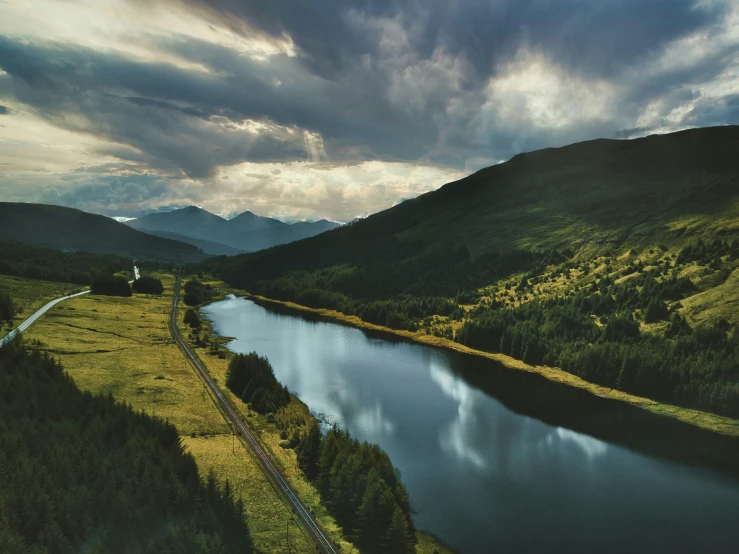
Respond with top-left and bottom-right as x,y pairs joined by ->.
184,308 -> 201,329
91,275 -> 132,297
644,298 -> 669,323
183,279 -> 213,306
0,289 -> 14,322
132,276 -> 164,294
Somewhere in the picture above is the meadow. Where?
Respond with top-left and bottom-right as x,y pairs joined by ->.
22,273 -> 315,554
0,274 -> 82,330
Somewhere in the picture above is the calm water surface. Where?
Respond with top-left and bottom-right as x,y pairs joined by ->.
203,296 -> 739,554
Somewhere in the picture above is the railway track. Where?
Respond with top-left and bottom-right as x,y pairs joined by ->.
169,277 -> 338,554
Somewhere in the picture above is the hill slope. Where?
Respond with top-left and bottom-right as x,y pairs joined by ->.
127,206 -> 339,253
0,203 -> 206,261
196,126 -> 739,421
128,206 -> 230,243
141,230 -> 248,256
200,126 -> 739,283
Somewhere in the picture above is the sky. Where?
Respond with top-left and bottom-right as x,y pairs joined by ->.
1,0 -> 738,222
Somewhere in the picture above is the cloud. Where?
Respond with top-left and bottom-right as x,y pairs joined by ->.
0,0 -> 738,218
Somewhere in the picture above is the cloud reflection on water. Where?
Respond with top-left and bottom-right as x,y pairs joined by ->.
430,357 -> 608,477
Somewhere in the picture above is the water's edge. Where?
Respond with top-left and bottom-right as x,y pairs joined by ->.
243,294 -> 739,479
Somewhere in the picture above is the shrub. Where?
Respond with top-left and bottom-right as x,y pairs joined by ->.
644,298 -> 669,323
91,275 -> 132,297
184,308 -> 201,329
183,279 -> 213,306
132,276 -> 164,294
0,289 -> 14,322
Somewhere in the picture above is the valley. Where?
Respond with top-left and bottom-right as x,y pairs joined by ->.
4,1 -> 739,550
1,127 -> 738,554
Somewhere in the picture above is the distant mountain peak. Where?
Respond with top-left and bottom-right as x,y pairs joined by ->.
125,204 -> 339,253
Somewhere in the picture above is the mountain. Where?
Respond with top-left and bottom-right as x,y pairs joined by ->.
0,203 -> 206,261
126,206 -> 340,253
228,210 -> 287,233
196,126 -> 739,421
205,125 -> 739,272
127,206 -> 229,243
139,230 -> 248,256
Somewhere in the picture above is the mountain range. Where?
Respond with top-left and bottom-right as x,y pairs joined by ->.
211,125 -> 739,268
0,203 -> 206,262
126,206 -> 339,255
195,125 -> 739,424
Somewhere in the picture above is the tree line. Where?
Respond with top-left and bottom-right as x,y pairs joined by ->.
0,241 -> 130,285
226,350 -> 420,552
296,425 -> 416,554
184,278 -> 214,306
457,271 -> 739,417
0,340 -> 253,553
225,352 -> 290,414
200,247 -> 563,331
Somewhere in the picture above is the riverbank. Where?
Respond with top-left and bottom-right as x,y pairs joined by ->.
188,281 -> 456,554
241,292 -> 739,440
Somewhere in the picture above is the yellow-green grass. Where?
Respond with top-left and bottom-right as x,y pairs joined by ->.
22,273 -> 314,554
0,274 -> 83,329
681,266 -> 739,327
186,288 -> 454,554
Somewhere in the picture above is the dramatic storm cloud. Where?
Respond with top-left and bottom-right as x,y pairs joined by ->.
1,0 -> 738,220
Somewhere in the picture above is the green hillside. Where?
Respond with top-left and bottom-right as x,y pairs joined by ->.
397,125 -> 739,256
0,241 -> 131,285
196,126 -> 739,421
0,203 -> 206,262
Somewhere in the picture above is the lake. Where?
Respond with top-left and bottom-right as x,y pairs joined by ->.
202,296 -> 739,554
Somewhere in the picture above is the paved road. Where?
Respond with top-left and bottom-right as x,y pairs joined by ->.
0,265 -> 139,348
169,276 -> 338,554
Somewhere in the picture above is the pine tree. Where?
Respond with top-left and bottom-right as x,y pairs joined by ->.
382,505 -> 414,554
297,423 -> 322,480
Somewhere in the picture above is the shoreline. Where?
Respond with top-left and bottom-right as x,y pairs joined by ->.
238,292 -> 739,440
193,286 -> 457,554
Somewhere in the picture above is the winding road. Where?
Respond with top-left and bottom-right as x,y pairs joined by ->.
169,276 -> 338,554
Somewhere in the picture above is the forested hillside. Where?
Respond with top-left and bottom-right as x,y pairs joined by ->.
0,203 -> 206,261
195,127 -> 739,419
0,341 -> 252,553
0,241 -> 130,285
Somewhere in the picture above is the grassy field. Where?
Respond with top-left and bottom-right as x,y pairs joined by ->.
21,273 -> 315,554
180,275 -> 454,554
0,274 -> 83,331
